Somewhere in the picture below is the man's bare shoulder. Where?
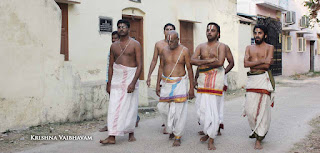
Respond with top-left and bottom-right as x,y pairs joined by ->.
131,38 -> 141,46
197,42 -> 207,48
218,42 -> 227,48
110,41 -> 120,49
246,45 -> 255,49
266,43 -> 274,49
182,46 -> 189,55
156,39 -> 166,45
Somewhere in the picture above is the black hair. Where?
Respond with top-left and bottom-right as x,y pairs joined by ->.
117,19 -> 130,28
164,23 -> 176,31
253,24 -> 268,35
207,22 -> 220,34
111,31 -> 118,36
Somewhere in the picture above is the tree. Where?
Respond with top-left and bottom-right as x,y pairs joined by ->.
304,0 -> 320,23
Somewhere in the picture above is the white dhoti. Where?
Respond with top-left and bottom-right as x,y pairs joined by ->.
159,75 -> 188,138
216,75 -> 228,127
196,66 -> 225,138
243,71 -> 274,140
108,63 -> 139,136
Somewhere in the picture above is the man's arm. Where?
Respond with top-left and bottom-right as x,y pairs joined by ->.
225,45 -> 234,74
127,41 -> 143,93
244,46 -> 263,68
146,43 -> 160,86
205,44 -> 226,67
184,48 -> 195,99
194,67 -> 199,89
252,45 -> 274,69
156,54 -> 164,96
190,45 -> 216,66
107,45 -> 115,94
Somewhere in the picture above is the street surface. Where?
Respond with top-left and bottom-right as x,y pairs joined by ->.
18,77 -> 320,153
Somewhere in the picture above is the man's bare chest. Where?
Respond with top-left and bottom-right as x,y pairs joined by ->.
163,51 -> 184,64
114,47 -> 135,57
200,47 -> 218,58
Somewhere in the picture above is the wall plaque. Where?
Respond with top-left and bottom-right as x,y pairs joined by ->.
99,17 -> 112,33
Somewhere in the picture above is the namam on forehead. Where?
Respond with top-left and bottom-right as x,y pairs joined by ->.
208,25 -> 216,30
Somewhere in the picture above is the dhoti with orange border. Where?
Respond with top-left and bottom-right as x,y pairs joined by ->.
243,71 -> 275,141
196,66 -> 225,139
158,75 -> 188,139
108,63 -> 139,136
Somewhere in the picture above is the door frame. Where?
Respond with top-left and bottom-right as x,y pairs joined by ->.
310,41 -> 315,72
179,21 -> 194,55
57,2 -> 69,61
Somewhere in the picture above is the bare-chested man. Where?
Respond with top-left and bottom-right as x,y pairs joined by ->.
195,44 -> 234,137
191,22 -> 226,150
146,23 -> 175,133
243,24 -> 275,150
99,31 -> 141,132
156,30 -> 194,147
100,19 -> 142,144
147,23 -> 176,87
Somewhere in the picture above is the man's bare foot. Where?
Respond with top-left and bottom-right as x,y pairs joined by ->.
200,135 -> 209,142
173,138 -> 181,147
163,127 -> 168,134
198,131 -> 205,135
99,126 -> 108,132
99,136 -> 115,144
208,138 -> 216,150
128,133 -> 136,142
169,133 -> 175,140
254,140 -> 263,150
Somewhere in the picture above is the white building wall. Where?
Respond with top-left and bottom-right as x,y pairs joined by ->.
68,0 -> 240,88
282,0 -> 320,75
0,0 -> 108,132
0,0 -> 242,132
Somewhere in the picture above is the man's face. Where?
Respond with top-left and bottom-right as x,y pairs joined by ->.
167,34 -> 179,50
117,23 -> 129,37
206,25 -> 219,41
111,34 -> 119,43
164,26 -> 174,36
253,28 -> 266,45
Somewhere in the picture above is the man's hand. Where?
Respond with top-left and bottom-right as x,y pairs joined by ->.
156,85 -> 161,97
208,57 -> 217,63
188,90 -> 195,99
194,80 -> 198,89
127,82 -> 136,93
146,77 -> 151,87
106,82 -> 111,94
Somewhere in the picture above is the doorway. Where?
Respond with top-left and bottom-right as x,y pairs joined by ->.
57,3 -> 69,61
180,21 -> 194,55
310,41 -> 315,72
122,15 -> 144,80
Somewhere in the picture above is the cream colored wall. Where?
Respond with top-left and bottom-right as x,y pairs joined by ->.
67,0 -> 240,88
0,0 -> 243,132
228,23 -> 251,90
0,0 -> 108,132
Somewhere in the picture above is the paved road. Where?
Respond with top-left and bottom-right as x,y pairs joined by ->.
18,77 -> 320,153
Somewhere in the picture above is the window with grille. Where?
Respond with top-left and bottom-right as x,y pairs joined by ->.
285,36 -> 292,52
297,37 -> 306,52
